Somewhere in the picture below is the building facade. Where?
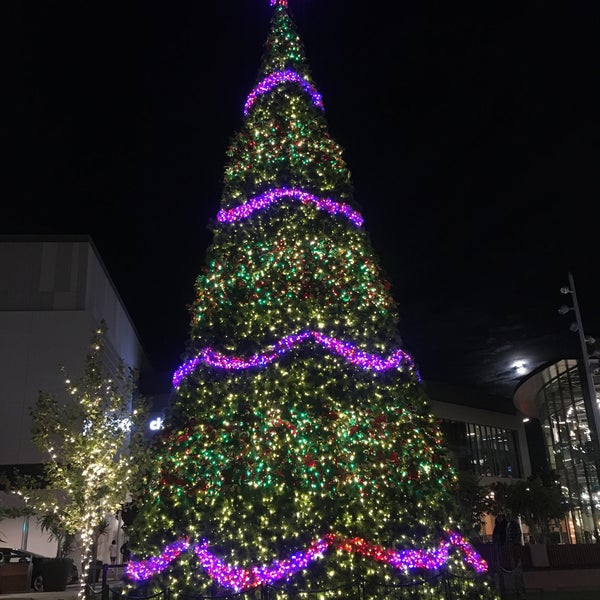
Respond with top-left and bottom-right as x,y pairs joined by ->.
515,358 -> 600,543
424,381 -> 531,541
0,236 -> 147,561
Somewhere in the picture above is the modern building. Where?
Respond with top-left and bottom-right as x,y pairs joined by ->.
515,357 -> 600,544
426,382 -> 529,480
0,235 -> 148,562
424,381 -> 531,541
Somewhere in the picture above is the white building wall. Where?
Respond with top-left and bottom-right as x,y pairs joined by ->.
0,237 -> 146,560
0,310 -> 95,464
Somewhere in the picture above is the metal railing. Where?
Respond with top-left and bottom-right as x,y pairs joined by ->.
112,569 -> 491,600
85,543 -> 600,600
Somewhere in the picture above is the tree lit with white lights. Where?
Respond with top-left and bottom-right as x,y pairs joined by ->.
128,2 -> 496,597
24,324 -> 148,598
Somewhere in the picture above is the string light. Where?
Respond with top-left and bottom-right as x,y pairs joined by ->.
172,330 -> 417,387
126,539 -> 189,582
217,187 -> 363,227
244,70 -> 324,116
130,2 -> 496,597
126,532 -> 486,589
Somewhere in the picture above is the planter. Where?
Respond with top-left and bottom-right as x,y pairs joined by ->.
0,562 -> 32,594
39,558 -> 74,592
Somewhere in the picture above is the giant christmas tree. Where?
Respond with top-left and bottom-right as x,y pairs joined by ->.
129,1 -> 494,597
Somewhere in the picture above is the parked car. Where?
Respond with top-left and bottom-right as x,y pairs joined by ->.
0,548 -> 78,591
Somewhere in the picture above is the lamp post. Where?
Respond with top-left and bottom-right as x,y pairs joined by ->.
559,271 -> 600,460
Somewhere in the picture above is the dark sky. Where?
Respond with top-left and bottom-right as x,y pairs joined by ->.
4,1 -> 599,400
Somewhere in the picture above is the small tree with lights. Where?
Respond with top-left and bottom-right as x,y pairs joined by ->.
128,2 -> 496,598
22,323 -> 148,597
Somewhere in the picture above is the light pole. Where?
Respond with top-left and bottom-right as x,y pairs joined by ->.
559,271 -> 600,461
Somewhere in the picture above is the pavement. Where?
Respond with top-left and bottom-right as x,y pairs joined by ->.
0,584 -> 81,600
4,570 -> 600,600
4,581 -> 600,600
0,580 -> 126,600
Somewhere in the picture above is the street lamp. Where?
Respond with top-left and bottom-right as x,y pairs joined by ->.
559,272 -> 600,457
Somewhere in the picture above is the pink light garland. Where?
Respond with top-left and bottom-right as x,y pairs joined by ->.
172,331 -> 417,387
244,70 -> 324,116
125,532 -> 487,590
216,187 -> 364,227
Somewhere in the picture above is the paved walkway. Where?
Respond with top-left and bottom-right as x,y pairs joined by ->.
0,585 -> 80,600
3,574 -> 600,600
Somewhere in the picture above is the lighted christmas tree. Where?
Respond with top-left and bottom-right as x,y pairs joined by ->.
128,2 -> 494,597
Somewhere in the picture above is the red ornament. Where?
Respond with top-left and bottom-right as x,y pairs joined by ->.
304,454 -> 316,468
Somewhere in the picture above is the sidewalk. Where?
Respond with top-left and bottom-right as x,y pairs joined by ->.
0,569 -> 126,600
0,580 -> 126,600
0,584 -> 80,600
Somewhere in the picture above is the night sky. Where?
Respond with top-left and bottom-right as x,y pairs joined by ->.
4,1 -> 598,401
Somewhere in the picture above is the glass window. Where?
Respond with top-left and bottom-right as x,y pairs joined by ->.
537,360 -> 600,543
439,419 -> 522,478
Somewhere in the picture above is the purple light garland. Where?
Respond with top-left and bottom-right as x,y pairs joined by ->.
217,187 -> 364,227
126,539 -> 188,582
193,538 -> 329,591
126,532 -> 487,590
244,70 -> 324,116
172,331 -> 417,387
